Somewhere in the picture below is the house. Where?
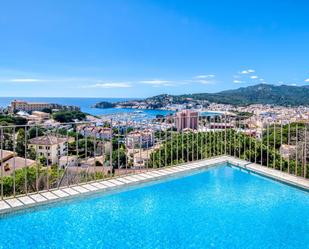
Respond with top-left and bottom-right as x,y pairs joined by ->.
126,129 -> 154,149
28,135 -> 67,164
77,125 -> 112,140
0,150 -> 35,176
59,155 -> 78,169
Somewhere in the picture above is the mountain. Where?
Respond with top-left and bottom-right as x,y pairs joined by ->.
94,84 -> 309,109
174,84 -> 309,106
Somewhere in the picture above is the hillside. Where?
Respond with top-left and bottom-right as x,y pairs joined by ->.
94,84 -> 309,109
170,84 -> 309,106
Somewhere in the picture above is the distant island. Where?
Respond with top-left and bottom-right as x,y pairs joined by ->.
93,83 -> 309,110
92,101 -> 116,109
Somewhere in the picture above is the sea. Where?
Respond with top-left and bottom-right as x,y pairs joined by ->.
0,97 -> 174,119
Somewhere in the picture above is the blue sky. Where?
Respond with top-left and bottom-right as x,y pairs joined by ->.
1,0 -> 309,97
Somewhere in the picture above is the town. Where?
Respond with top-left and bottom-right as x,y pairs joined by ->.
1,98 -> 308,197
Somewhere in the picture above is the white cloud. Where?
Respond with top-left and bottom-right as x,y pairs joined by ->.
194,74 -> 215,79
10,78 -> 41,82
239,69 -> 255,74
305,78 -> 309,82
83,82 -> 132,88
139,79 -> 170,84
240,70 -> 249,74
139,79 -> 173,87
233,80 -> 244,84
250,75 -> 258,79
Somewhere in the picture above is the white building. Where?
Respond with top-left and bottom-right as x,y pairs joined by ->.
28,135 -> 67,164
77,126 -> 112,140
126,129 -> 154,149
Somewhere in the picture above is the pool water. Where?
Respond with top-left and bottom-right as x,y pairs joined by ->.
0,164 -> 308,249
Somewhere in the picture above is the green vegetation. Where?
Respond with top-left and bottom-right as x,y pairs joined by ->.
0,114 -> 27,126
180,84 -> 309,106
1,164 -> 65,197
41,108 -> 52,113
148,129 -> 308,178
233,111 -> 254,119
105,146 -> 126,168
52,110 -> 86,123
135,84 -> 309,107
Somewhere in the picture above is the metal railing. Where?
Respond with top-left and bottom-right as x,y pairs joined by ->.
0,114 -> 308,199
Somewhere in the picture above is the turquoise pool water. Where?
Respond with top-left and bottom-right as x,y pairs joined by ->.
0,164 -> 308,249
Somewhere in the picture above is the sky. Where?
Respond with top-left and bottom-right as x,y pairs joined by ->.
0,0 -> 309,98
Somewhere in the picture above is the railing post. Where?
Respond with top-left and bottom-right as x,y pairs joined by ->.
238,119 -> 241,159
35,126 -> 39,192
125,120 -> 128,175
56,126 -> 60,188
117,121 -> 120,175
205,117 -> 208,158
224,113 -> 227,155
273,122 -> 276,169
288,121 -> 291,174
13,127 -> 17,196
24,126 -> 28,195
295,123 -> 298,176
176,116 -> 179,165
1,127 -> 3,199
234,119 -> 236,158
267,122 -> 269,167
76,128 -> 79,185
305,123 -> 307,178
110,118 -> 113,178
280,121 -> 283,172
165,119 -> 168,167
94,122 -> 97,181
171,124 -> 173,166
196,114 -> 199,161
65,128 -> 69,187
254,129 -> 257,164
181,117 -> 184,161
85,126 -> 88,182
248,129 -> 252,162
159,119 -> 162,168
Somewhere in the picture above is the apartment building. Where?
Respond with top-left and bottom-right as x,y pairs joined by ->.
77,126 -> 113,140
175,110 -> 199,131
10,100 -> 52,113
126,129 -> 154,149
28,135 -> 67,164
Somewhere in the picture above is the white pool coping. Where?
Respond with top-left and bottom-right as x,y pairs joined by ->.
0,156 -> 308,215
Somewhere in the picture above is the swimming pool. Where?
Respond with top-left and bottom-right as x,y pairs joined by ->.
0,164 -> 308,249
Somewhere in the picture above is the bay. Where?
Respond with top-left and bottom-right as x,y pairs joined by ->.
0,97 -> 174,119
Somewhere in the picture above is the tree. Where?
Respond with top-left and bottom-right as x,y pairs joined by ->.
41,108 -> 52,114
52,111 -> 86,123
16,128 -> 26,157
28,127 -> 45,139
105,148 -> 127,169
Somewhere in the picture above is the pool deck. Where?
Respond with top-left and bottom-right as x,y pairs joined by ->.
0,156 -> 308,215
